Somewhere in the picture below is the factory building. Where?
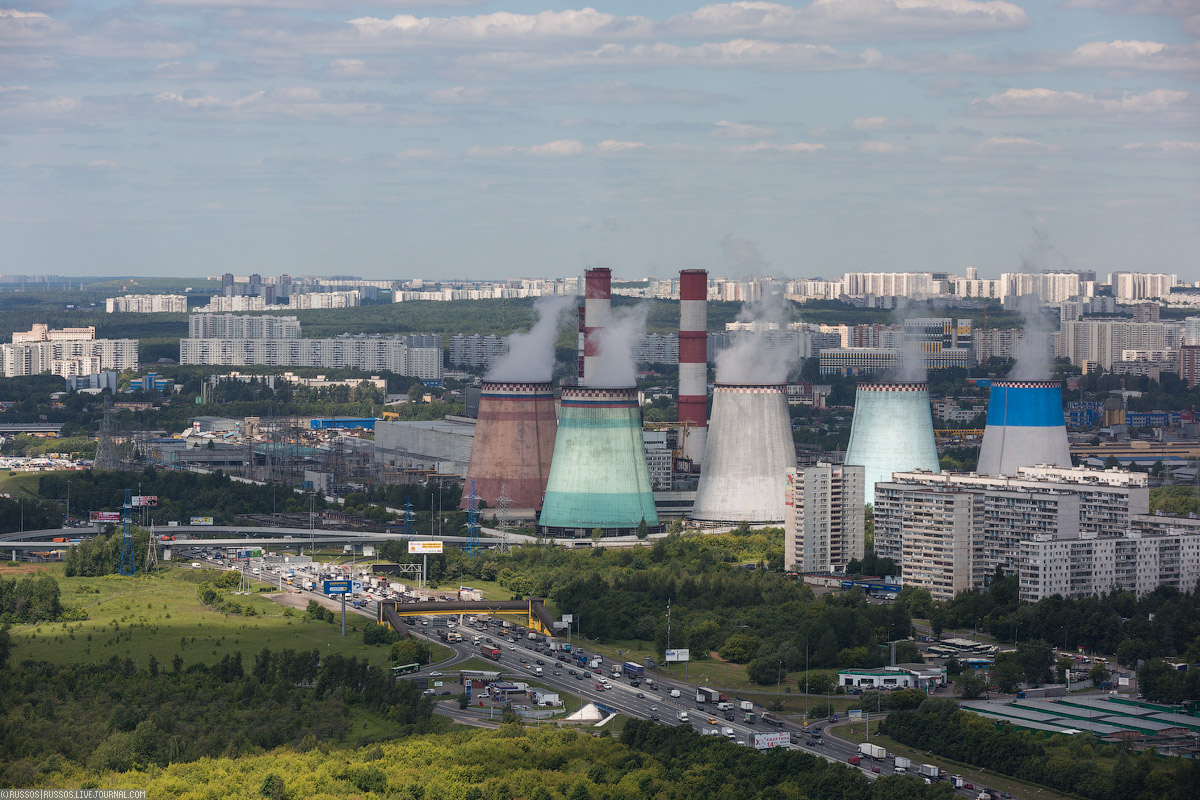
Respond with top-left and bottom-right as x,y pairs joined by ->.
373,418 -> 475,477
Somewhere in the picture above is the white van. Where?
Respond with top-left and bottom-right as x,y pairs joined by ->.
670,689 -> 681,698
678,711 -> 689,723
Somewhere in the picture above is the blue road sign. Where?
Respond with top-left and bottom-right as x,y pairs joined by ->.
324,580 -> 352,595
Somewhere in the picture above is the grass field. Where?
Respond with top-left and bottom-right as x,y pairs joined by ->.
0,471 -> 43,497
6,563 -> 419,669
837,719 -> 1073,800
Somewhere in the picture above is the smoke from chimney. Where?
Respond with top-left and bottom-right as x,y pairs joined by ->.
486,294 -> 574,383
582,304 -> 647,388
1010,295 -> 1054,380
715,291 -> 799,384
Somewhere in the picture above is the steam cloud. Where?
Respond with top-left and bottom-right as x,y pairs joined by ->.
715,291 -> 800,384
485,294 -> 574,383
1010,295 -> 1053,380
583,304 -> 647,388
891,299 -> 928,383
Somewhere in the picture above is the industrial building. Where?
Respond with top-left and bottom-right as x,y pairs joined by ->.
784,463 -> 865,573
374,417 -> 476,478
843,382 -> 941,504
691,384 -> 796,524
459,381 -> 557,513
976,380 -> 1072,476
538,386 -> 659,538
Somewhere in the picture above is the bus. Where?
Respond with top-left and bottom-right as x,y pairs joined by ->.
391,663 -> 421,675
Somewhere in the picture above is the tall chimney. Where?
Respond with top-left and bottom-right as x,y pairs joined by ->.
679,269 -> 708,464
583,268 -> 611,383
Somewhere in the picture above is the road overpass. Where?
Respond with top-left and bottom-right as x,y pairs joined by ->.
378,598 -> 556,636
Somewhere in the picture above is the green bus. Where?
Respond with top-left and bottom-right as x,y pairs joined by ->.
392,663 -> 420,675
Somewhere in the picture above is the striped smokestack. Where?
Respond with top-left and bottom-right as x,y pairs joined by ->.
583,268 -> 611,383
679,269 -> 708,464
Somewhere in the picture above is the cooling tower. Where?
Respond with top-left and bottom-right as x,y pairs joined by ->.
583,268 -> 611,383
460,381 -> 557,512
977,379 -> 1071,476
691,384 -> 796,524
538,386 -> 659,536
844,382 -> 940,504
678,269 -> 708,464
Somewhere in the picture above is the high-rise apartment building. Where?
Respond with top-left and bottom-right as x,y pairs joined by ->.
188,314 -> 301,340
449,334 -> 508,368
1110,272 -> 1178,302
106,294 -> 188,313
1058,319 -> 1183,370
784,463 -> 865,573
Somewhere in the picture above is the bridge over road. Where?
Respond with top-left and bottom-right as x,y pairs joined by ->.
378,597 -> 556,636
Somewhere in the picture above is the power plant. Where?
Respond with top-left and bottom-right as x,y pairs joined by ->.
459,381 -> 557,513
582,268 -> 611,384
844,382 -> 941,504
538,386 -> 660,538
690,383 -> 796,524
977,379 -> 1072,476
678,269 -> 709,464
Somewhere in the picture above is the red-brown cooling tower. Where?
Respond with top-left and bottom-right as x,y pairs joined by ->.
583,267 -> 611,383
679,269 -> 708,463
461,381 -> 558,511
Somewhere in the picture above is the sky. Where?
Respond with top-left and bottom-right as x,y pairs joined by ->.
1,1 -> 1198,282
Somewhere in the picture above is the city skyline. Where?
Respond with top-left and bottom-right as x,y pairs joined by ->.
2,1 -> 1197,280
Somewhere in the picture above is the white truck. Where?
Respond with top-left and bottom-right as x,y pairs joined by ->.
534,666 -> 543,677
717,701 -> 732,711
918,764 -> 941,780
859,743 -> 886,761
739,700 -> 754,712
894,757 -> 912,773
720,726 -> 735,739
670,689 -> 681,698
678,711 -> 689,723
303,579 -> 314,590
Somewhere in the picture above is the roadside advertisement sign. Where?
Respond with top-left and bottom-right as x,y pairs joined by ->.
753,732 -> 790,750
407,541 -> 444,554
324,580 -> 352,595
236,549 -> 263,560
189,516 -> 214,526
849,709 -> 863,721
132,495 -> 158,507
89,511 -> 121,522
665,649 -> 690,663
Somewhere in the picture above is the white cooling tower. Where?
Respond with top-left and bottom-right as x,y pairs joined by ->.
844,382 -> 941,504
690,383 -> 796,524
977,380 -> 1071,476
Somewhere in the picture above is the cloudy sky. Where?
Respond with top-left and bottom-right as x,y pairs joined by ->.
2,1 -> 1197,281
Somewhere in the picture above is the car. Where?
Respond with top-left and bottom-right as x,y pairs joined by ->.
553,671 -> 561,676
509,646 -> 516,651
965,784 -> 974,791
595,683 -> 604,691
568,668 -> 576,675
650,713 -> 660,721
536,659 -> 545,665
439,691 -> 451,696
636,692 -> 645,699
650,705 -> 657,712
871,767 -> 880,774
576,673 -> 584,680
422,689 -> 435,696
630,681 -> 639,687
724,712 -> 735,721
429,671 -> 442,677
707,717 -> 718,725
805,740 -> 816,746
485,638 -> 493,644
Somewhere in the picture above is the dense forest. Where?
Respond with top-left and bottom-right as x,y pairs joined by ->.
0,645 -> 436,787
383,530 -> 915,683
881,698 -> 1198,800
0,495 -> 64,535
0,573 -> 63,623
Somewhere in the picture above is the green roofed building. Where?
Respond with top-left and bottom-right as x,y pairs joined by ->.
538,386 -> 660,538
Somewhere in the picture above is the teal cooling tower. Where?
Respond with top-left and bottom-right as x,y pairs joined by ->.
844,382 -> 941,504
538,386 -> 660,538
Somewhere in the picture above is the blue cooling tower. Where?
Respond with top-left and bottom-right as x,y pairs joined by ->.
976,380 -> 1071,476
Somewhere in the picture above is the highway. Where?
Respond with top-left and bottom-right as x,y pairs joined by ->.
179,549 -> 1000,799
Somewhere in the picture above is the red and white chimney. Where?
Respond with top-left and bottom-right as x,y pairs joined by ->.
679,269 -> 708,464
583,267 -> 611,383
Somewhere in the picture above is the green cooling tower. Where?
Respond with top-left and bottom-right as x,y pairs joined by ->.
538,386 -> 659,538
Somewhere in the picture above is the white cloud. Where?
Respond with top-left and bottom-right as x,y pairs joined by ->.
972,87 -> 1191,117
713,119 -> 775,138
851,115 -> 927,132
527,139 -> 585,156
426,86 -> 496,105
731,140 -> 825,153
349,9 -> 654,42
976,136 -> 1060,152
860,141 -> 906,153
1124,140 -> 1200,155
596,139 -> 647,153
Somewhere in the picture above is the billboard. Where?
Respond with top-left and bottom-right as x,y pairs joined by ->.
753,732 -> 790,750
848,709 -> 863,721
189,516 -> 214,526
324,580 -> 352,595
236,549 -> 263,560
131,495 -> 158,507
665,649 -> 690,663
408,541 -> 444,554
90,511 -> 121,522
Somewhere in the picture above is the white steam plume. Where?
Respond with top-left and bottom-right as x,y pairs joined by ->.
582,304 -> 647,388
715,291 -> 800,384
485,294 -> 574,383
1010,294 -> 1054,380
891,299 -> 928,383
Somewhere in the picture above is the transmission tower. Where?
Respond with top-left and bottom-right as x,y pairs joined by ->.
118,489 -> 136,576
496,484 -> 512,555
144,533 -> 159,572
94,398 -> 119,471
465,480 -> 480,557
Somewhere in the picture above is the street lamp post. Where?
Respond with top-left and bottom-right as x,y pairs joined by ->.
66,480 -> 71,523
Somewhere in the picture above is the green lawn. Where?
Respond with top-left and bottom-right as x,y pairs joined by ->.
7,563 -> 405,669
837,720 -> 1074,800
0,471 -> 43,497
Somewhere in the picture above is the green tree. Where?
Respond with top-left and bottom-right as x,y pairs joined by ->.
718,633 -> 759,663
1015,639 -> 1054,686
992,655 -> 1024,694
954,672 -> 988,699
1088,662 -> 1111,685
796,671 -> 834,695
747,657 -> 780,685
